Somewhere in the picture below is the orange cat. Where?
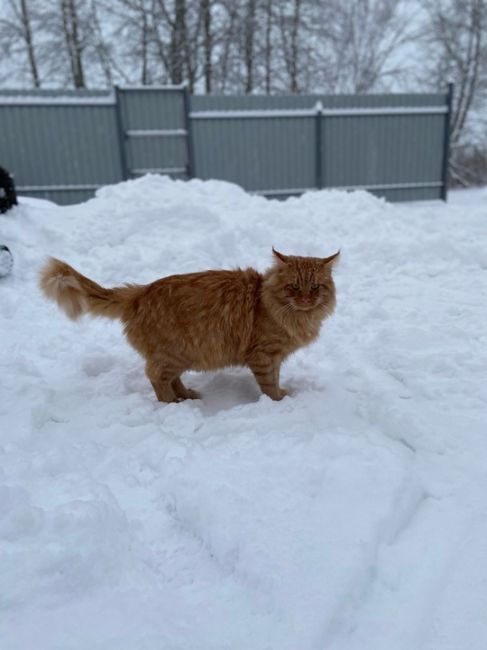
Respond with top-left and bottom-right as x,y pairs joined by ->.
39,248 -> 339,402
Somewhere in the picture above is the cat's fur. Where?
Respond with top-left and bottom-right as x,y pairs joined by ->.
39,248 -> 339,402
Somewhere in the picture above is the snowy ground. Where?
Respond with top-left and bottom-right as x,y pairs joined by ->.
1,177 -> 487,650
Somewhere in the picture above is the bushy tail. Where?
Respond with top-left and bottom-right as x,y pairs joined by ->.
39,258 -> 135,321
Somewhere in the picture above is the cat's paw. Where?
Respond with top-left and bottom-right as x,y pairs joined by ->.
185,388 -> 201,400
270,388 -> 290,400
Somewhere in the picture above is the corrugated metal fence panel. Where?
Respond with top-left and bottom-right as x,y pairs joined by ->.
0,88 -> 450,204
192,95 -> 317,111
190,93 -> 448,200
0,90 -> 122,203
192,116 -> 315,192
191,93 -> 445,111
321,113 -> 444,198
20,189 -> 96,204
191,94 -> 315,193
318,93 -> 445,109
320,92 -> 447,201
117,88 -> 188,177
371,186 -> 443,202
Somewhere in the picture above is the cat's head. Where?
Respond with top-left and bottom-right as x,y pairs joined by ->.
266,247 -> 340,313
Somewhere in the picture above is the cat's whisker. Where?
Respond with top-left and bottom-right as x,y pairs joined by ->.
275,301 -> 295,321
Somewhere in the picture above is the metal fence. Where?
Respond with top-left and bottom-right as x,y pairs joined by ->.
0,85 -> 452,204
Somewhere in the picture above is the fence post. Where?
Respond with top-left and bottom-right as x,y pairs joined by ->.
315,101 -> 323,190
182,85 -> 195,179
114,85 -> 129,180
441,82 -> 453,202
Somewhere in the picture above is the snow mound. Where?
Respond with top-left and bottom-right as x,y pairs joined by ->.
1,176 -> 487,649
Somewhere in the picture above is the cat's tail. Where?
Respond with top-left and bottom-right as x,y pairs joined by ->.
39,257 -> 137,321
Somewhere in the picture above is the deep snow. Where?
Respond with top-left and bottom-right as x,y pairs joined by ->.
1,176 -> 486,650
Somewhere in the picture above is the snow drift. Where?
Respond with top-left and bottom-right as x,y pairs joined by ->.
1,176 -> 487,650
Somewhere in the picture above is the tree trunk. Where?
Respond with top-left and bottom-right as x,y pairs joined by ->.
201,0 -> 212,93
61,0 -> 85,88
264,0 -> 273,94
289,0 -> 301,93
141,4 -> 149,84
20,0 -> 40,87
169,0 -> 186,84
219,2 -> 237,92
451,0 -> 483,143
91,0 -> 112,85
244,0 -> 257,93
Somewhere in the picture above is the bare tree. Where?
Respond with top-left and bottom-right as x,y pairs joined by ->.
152,0 -> 189,85
170,0 -> 187,84
422,0 -> 485,144
60,0 -> 86,88
0,0 -> 41,86
201,0 -> 212,92
140,1 -> 150,83
150,0 -> 203,90
20,0 -> 40,86
263,0 -> 273,93
278,0 -> 302,92
183,0 -> 204,91
309,0 -> 415,93
244,0 -> 257,93
95,0 -> 146,84
420,0 -> 486,185
90,0 -> 113,85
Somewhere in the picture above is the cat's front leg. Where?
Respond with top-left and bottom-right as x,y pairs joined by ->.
248,354 -> 286,401
146,358 -> 179,402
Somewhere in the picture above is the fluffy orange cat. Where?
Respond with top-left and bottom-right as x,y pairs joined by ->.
39,248 -> 339,402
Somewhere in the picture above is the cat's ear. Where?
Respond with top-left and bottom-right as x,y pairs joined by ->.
272,247 -> 290,265
322,250 -> 340,267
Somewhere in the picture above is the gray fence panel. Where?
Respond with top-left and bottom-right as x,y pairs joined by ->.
117,87 -> 185,130
117,88 -> 188,177
321,113 -> 444,197
318,93 -> 445,109
17,189 -> 96,204
0,88 -> 450,204
0,93 -> 122,201
192,116 -> 315,192
0,89 -> 112,100
191,93 -> 445,111
191,95 -> 448,200
375,186 -> 443,202
127,137 -> 187,175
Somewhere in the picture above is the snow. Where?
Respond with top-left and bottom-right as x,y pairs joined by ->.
1,176 -> 487,650
191,108 -> 319,118
126,129 -> 187,137
0,245 -> 13,277
190,105 -> 447,119
0,95 -> 115,106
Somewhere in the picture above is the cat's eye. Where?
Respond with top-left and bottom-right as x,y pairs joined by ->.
311,283 -> 320,290
291,283 -> 300,290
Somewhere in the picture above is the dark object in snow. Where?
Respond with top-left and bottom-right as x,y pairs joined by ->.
0,166 -> 18,214
0,245 -> 13,277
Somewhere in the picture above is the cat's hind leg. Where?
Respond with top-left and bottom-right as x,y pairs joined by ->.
171,376 -> 201,400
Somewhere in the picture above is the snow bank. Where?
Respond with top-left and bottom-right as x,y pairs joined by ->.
1,176 -> 487,649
